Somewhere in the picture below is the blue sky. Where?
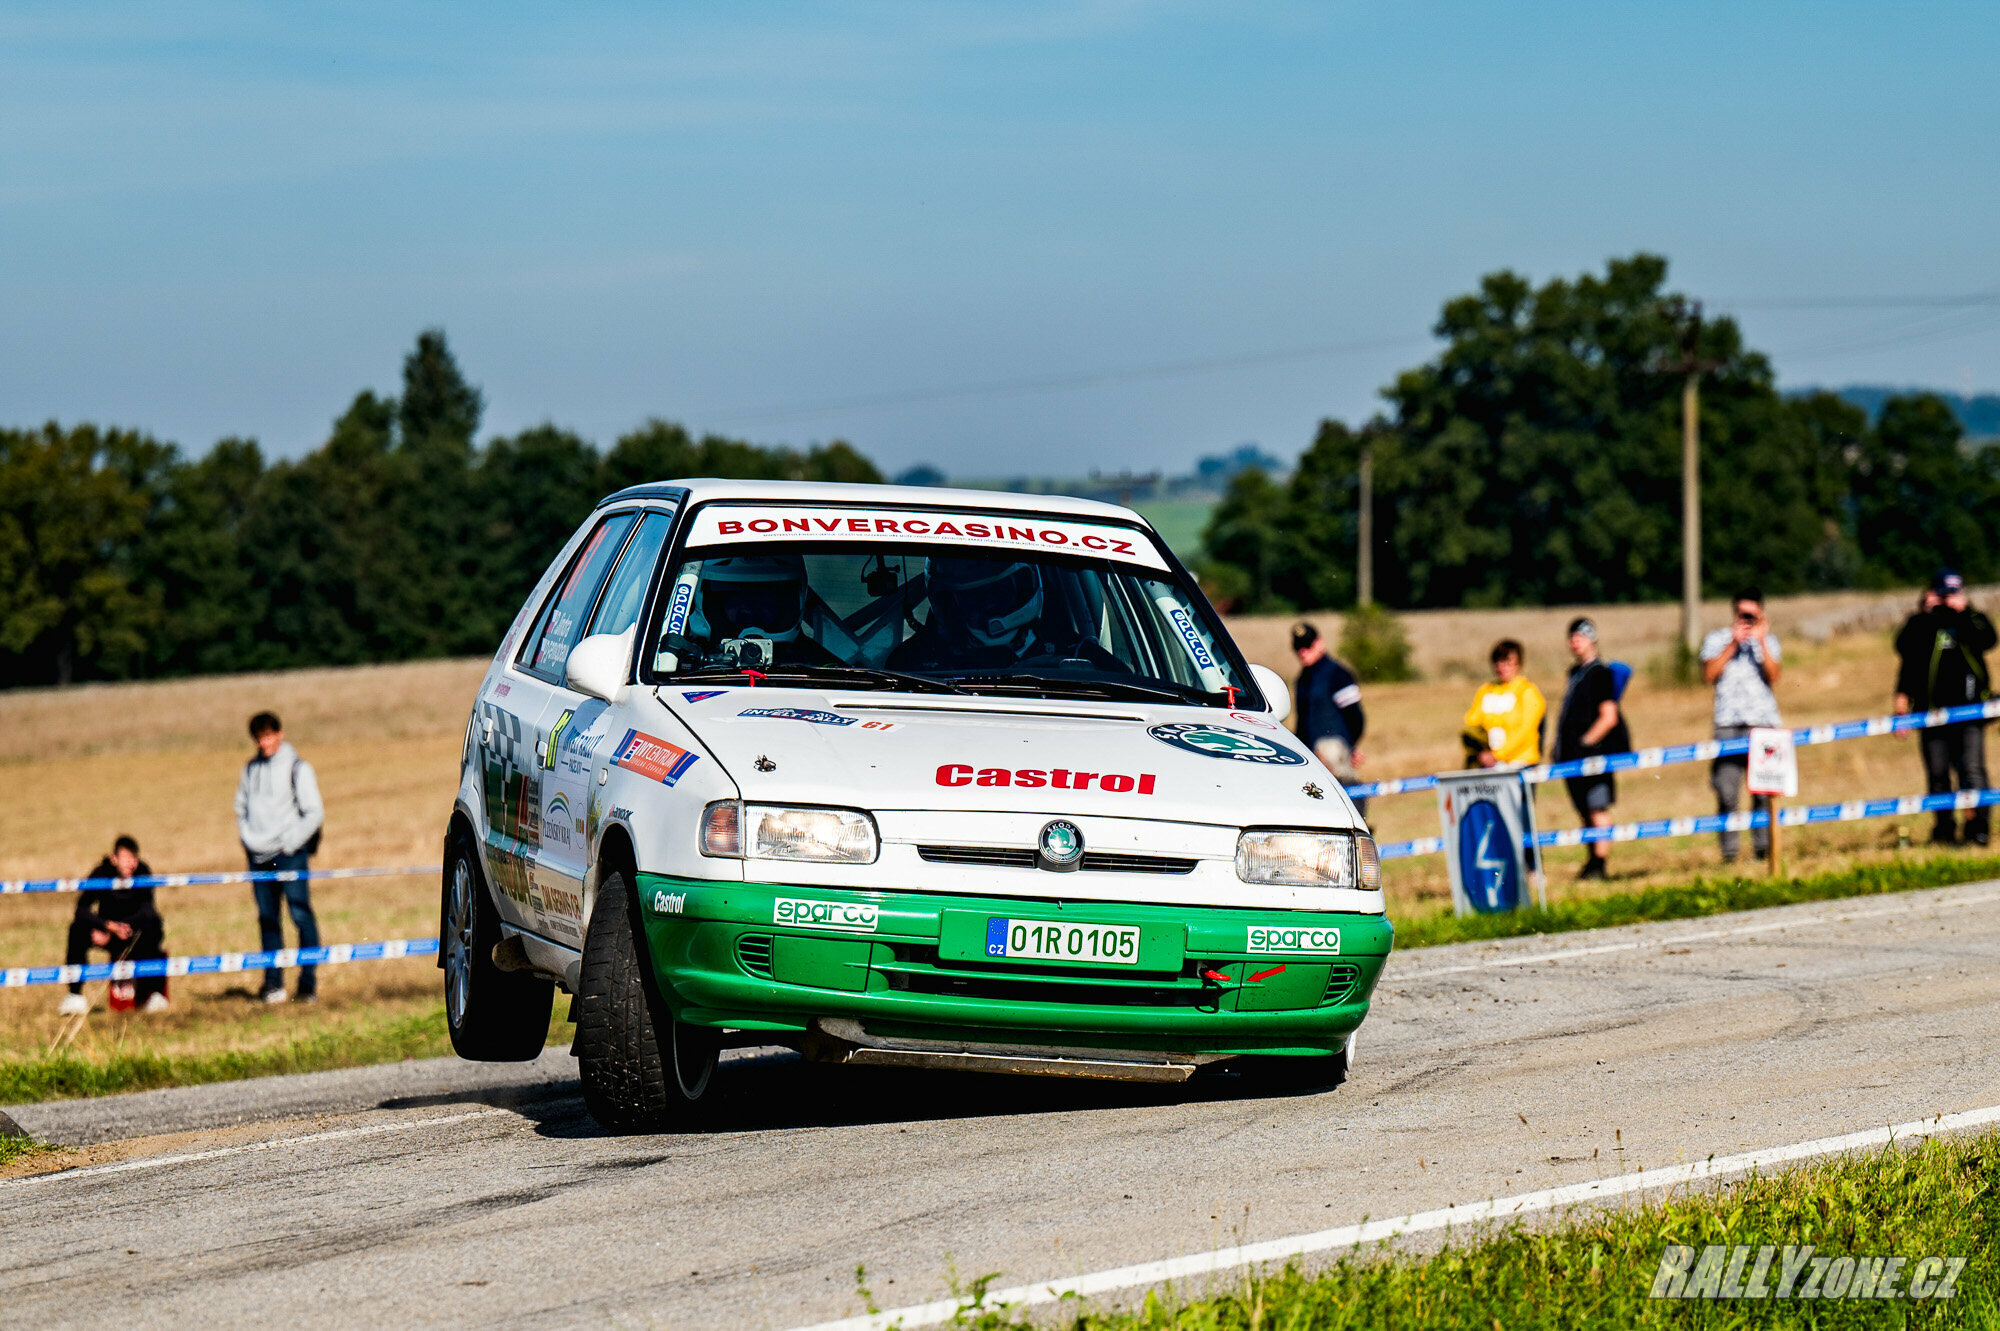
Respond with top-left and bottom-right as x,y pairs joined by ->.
4,2 -> 1997,475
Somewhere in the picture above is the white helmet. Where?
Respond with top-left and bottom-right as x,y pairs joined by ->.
695,556 -> 807,643
929,558 -> 1043,649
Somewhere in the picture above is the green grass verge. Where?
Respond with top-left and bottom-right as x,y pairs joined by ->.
0,1133 -> 58,1166
1394,853 -> 2000,950
940,1128 -> 2000,1327
0,1005 -> 577,1106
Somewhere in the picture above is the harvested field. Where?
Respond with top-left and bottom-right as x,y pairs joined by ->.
0,586 -> 1989,1076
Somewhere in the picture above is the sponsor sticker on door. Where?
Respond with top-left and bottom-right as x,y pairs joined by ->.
611,729 -> 701,786
1246,925 -> 1341,954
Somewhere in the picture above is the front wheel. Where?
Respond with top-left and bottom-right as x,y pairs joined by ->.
574,871 -> 719,1133
442,831 -> 554,1061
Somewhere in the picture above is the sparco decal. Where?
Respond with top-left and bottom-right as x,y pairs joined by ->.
774,898 -> 880,933
611,729 -> 701,786
936,764 -> 1156,794
1148,722 -> 1307,766
1247,925 -> 1341,954
1166,606 -> 1217,671
685,505 -> 1169,571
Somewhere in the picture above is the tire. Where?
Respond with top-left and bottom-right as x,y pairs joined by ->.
574,870 -> 720,1133
442,830 -> 554,1061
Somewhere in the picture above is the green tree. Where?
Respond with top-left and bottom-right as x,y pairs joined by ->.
0,425 -> 160,684
1850,394 -> 1997,584
1201,467 -> 1292,612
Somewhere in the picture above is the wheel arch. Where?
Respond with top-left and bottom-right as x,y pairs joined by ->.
588,821 -> 639,933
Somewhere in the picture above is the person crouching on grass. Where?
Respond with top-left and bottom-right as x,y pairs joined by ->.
58,835 -> 168,1016
235,711 -> 325,1004
1553,618 -> 1630,880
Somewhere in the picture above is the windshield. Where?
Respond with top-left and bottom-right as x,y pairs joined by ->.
644,508 -> 1251,705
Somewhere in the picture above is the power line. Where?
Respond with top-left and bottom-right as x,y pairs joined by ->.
702,333 -> 1434,426
697,292 -> 2000,428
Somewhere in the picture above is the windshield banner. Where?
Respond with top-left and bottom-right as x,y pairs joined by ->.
685,505 -> 1169,571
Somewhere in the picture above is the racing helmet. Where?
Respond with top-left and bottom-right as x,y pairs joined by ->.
928,557 -> 1043,649
695,555 -> 808,643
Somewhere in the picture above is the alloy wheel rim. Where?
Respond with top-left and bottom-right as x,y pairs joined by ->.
445,857 -> 473,1027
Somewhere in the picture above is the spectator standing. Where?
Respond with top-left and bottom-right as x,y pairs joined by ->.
235,712 -> 325,1003
1291,621 -> 1368,816
58,835 -> 168,1016
1553,617 -> 1630,879
1701,587 -> 1784,863
1460,639 -> 1546,768
1895,570 -> 1995,846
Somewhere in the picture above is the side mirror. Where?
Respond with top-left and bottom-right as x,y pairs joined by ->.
1248,663 -> 1291,725
565,630 -> 634,703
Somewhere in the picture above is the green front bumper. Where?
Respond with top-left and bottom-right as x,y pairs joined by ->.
636,875 -> 1394,1059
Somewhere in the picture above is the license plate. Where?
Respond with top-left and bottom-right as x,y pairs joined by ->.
985,918 -> 1141,965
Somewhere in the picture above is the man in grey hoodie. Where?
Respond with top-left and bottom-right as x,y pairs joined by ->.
235,712 -> 325,1003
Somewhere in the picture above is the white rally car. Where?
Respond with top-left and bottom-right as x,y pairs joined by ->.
444,479 -> 1389,1131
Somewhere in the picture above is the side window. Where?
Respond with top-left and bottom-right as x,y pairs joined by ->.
520,512 -> 638,683
586,511 -> 674,639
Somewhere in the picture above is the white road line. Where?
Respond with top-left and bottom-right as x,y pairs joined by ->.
793,1102 -> 2000,1331
1400,885 -> 2000,980
3,1107 -> 510,1187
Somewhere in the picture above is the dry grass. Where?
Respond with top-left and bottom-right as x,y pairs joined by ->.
0,587 -> 1987,1079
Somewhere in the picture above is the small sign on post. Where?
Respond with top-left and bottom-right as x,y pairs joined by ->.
1747,727 -> 1797,877
1436,769 -> 1543,916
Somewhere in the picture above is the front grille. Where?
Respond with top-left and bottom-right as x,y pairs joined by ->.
1322,962 -> 1362,1005
916,846 -> 1197,875
1080,852 -> 1196,875
917,845 -> 1037,869
736,934 -> 774,978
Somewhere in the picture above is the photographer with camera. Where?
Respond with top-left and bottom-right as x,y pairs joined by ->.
1701,587 -> 1784,864
1895,570 -> 1995,847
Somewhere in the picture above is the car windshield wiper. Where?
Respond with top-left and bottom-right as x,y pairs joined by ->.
669,665 -> 973,695
943,673 -> 1214,705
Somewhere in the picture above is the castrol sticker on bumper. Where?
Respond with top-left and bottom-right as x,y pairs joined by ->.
1246,925 -> 1341,954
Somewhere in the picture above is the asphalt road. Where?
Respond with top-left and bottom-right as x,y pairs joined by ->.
7,879 -> 2000,1329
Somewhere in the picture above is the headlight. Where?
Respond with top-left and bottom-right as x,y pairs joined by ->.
1236,829 -> 1380,890
700,802 -> 879,864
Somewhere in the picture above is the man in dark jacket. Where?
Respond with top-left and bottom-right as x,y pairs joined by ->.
1292,622 -> 1368,815
1895,569 -> 1995,846
59,835 -> 168,1016
1554,617 -> 1631,880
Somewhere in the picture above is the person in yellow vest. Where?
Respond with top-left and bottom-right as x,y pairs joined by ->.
1461,639 -> 1546,768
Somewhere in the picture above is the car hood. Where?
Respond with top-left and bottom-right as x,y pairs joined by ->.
659,685 -> 1357,830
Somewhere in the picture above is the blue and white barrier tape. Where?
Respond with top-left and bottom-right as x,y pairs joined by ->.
1,936 -> 441,988
1346,698 -> 2000,799
0,865 -> 440,896
1374,787 -> 2000,861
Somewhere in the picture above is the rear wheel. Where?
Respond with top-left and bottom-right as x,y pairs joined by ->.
442,830 -> 554,1061
575,871 -> 720,1133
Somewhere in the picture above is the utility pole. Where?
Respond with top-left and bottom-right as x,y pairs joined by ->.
1661,301 -> 1717,661
1357,442 -> 1374,607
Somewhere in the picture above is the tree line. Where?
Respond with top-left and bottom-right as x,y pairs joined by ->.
0,332 -> 879,686
1203,254 -> 2000,612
